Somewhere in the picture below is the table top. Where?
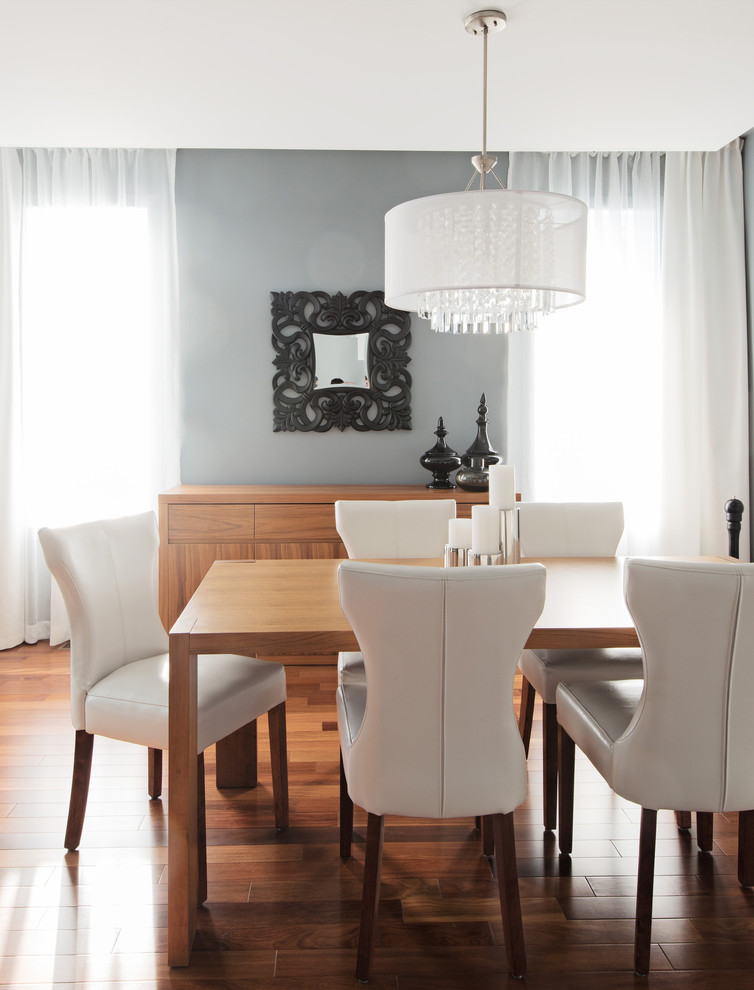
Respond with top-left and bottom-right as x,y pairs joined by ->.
170,557 -> 359,654
170,556 -> 728,653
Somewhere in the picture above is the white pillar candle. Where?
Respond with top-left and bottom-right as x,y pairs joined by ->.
488,464 -> 516,510
448,517 -> 472,549
471,505 -> 501,555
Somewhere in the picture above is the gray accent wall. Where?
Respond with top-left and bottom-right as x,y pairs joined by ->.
175,150 -> 509,484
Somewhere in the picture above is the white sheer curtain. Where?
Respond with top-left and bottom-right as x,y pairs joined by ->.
0,150 -> 24,649
0,149 -> 180,648
658,142 -> 749,555
506,144 -> 749,557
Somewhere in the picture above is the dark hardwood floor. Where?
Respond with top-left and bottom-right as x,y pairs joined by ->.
0,641 -> 752,988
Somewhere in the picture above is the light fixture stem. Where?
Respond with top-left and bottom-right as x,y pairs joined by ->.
481,25 -> 488,190
490,168 -> 506,189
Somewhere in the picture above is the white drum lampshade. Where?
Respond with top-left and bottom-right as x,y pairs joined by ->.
385,187 -> 588,335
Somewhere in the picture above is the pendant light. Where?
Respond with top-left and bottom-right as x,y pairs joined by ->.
384,9 -> 588,335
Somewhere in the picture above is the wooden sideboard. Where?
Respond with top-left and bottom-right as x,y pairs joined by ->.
158,484 -> 488,661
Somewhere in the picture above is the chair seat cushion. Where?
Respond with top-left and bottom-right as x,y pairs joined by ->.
519,648 -> 643,704
556,680 -> 644,784
337,651 -> 366,686
336,681 -> 367,763
85,653 -> 286,752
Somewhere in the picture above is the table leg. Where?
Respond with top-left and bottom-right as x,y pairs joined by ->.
215,720 -> 258,788
168,632 -> 198,966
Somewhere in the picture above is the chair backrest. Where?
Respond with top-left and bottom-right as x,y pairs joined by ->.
518,502 -> 624,557
337,560 -> 546,818
334,499 -> 456,558
614,558 -> 754,813
38,512 -> 169,729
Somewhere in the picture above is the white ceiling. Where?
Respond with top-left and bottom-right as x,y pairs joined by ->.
1,0 -> 752,152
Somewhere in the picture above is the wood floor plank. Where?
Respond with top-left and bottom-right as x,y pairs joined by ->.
400,894 -> 563,923
690,916 -> 754,940
660,942 -> 754,969
504,915 -> 702,945
558,892 -> 754,920
586,873 -> 733,897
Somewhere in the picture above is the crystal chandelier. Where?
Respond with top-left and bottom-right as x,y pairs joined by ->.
384,9 -> 588,335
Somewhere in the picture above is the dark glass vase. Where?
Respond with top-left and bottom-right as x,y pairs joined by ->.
420,417 -> 462,489
456,393 -> 500,492
455,455 -> 490,492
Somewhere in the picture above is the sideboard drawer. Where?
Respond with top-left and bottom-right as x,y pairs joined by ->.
168,504 -> 255,543
255,504 -> 339,542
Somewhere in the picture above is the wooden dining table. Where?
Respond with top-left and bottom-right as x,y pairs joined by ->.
166,553 -> 726,965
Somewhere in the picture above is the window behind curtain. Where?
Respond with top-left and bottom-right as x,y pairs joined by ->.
506,152 -> 665,554
527,203 -> 663,541
21,206 -> 159,528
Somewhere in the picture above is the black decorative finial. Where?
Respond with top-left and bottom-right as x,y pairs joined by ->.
462,393 -> 500,467
725,497 -> 745,559
420,417 -> 462,489
456,393 -> 501,492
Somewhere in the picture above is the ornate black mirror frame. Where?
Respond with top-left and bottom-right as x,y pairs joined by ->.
271,289 -> 412,432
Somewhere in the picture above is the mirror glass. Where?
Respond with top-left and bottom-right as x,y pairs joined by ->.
313,332 -> 369,389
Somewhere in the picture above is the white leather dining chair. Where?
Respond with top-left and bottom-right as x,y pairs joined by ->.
517,501 -> 643,830
333,498 -> 456,686
337,560 -> 546,981
556,558 -> 754,975
38,512 -> 289,886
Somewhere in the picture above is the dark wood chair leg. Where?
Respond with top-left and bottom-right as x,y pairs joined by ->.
197,752 -> 207,906
340,750 -> 354,860
558,725 -> 575,856
518,675 -> 536,757
215,719 -> 258,788
356,813 -> 385,983
738,809 -> 754,886
492,811 -> 527,979
268,703 -> 289,831
148,748 -> 162,799
634,807 -> 657,976
481,815 -> 494,858
696,811 -> 714,852
65,730 -> 94,852
543,702 -> 559,830
675,810 -> 692,830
